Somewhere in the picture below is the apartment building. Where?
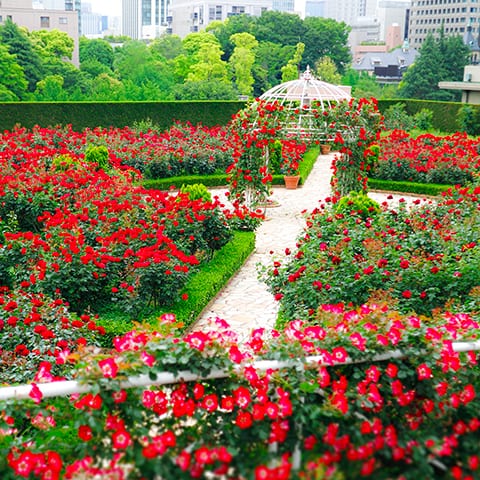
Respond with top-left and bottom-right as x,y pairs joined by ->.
167,0 -> 271,38
0,0 -> 79,65
408,0 -> 480,49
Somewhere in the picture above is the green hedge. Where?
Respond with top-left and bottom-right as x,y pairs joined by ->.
368,177 -> 452,196
1,99 -> 474,134
97,230 -> 255,346
0,101 -> 246,131
377,99 -> 463,133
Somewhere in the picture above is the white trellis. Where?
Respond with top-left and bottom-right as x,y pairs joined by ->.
259,66 -> 352,137
1,340 -> 480,401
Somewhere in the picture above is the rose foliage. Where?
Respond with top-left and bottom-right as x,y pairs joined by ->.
372,130 -> 480,186
262,184 -> 480,319
0,126 -> 244,317
0,306 -> 480,479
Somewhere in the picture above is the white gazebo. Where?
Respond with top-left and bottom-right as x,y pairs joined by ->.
259,66 -> 352,137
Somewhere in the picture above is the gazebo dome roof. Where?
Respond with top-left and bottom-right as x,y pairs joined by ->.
259,66 -> 351,110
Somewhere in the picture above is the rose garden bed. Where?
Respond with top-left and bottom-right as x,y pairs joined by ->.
0,101 -> 479,479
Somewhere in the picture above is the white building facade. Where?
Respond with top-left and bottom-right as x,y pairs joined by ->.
167,0 -> 271,38
122,0 -> 170,40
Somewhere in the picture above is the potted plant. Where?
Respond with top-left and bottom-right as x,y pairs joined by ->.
280,138 -> 306,189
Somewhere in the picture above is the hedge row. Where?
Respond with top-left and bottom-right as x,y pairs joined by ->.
0,99 -> 470,133
368,178 -> 452,196
377,98 -> 463,133
0,101 -> 246,131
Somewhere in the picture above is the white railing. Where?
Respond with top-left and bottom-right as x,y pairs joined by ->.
1,340 -> 480,401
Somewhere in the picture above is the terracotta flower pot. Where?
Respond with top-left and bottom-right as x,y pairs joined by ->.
283,175 -> 300,189
320,144 -> 331,155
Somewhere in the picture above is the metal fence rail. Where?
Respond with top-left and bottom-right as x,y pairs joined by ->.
1,340 -> 479,401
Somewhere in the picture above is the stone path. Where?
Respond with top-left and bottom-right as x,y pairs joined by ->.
192,154 -> 419,340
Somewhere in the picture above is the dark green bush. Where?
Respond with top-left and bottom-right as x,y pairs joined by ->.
413,108 -> 434,130
457,104 -> 480,135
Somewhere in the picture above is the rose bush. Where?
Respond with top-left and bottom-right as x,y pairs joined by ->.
261,184 -> 480,320
372,130 -> 480,186
0,306 -> 479,479
309,98 -> 383,197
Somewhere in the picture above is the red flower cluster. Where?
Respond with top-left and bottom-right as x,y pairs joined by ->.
375,130 -> 480,185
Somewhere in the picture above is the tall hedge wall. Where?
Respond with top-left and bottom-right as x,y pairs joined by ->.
0,101 -> 246,131
377,98 -> 464,132
1,99 -> 477,133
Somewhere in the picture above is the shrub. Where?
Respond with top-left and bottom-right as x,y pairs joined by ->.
383,103 -> 415,131
261,184 -> 480,320
457,104 -> 480,135
413,108 -> 433,131
84,144 -> 110,171
1,306 -> 479,479
179,183 -> 212,202
0,289 -> 104,383
333,191 -> 381,219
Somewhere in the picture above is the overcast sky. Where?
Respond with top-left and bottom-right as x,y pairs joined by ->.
86,0 -> 121,16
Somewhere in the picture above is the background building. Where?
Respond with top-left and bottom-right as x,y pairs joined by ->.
167,0 -> 271,37
305,0 -> 325,17
1,0 -> 79,65
408,0 -> 480,49
81,2 -> 103,36
122,0 -> 170,40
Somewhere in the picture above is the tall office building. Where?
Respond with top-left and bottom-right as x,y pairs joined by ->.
305,0 -> 325,17
408,0 -> 480,49
122,0 -> 170,40
324,0 -> 377,26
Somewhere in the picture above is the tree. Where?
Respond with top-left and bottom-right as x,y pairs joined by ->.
0,19 -> 44,92
79,37 -> 114,69
34,74 -> 67,101
342,69 -> 399,99
252,42 -> 295,95
397,33 -> 467,100
302,17 -> 351,74
229,32 -> 258,96
173,80 -> 237,100
90,73 -> 126,101
315,56 -> 342,84
0,44 -> 28,100
113,40 -> 152,81
80,59 -> 113,78
150,34 -> 183,60
208,14 -> 257,60
184,35 -> 229,84
281,42 -> 305,82
439,31 -> 470,82
253,11 -> 305,47
30,29 -> 74,61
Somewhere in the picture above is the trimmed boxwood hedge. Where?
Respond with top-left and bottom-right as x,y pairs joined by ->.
0,101 -> 246,131
368,178 -> 452,196
142,145 -> 321,191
